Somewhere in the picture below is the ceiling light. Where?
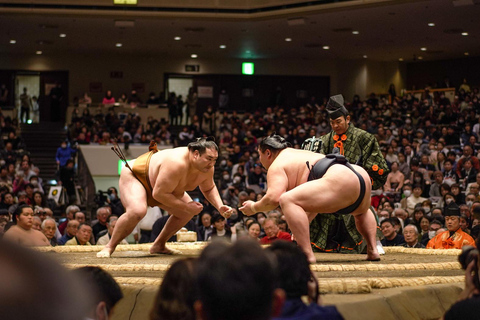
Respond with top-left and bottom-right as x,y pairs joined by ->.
59,34 -> 66,38
322,46 -> 330,50
219,45 -> 226,49
191,54 -> 198,58
465,52 -> 469,56
363,55 -> 368,58
418,56 -> 423,60
462,32 -> 469,36
116,43 -> 123,47
36,51 -> 42,55
420,47 -> 427,51
10,40 -> 16,44
399,58 -> 404,61
352,31 -> 359,35
174,36 -> 181,41
285,38 -> 292,42
428,23 -> 435,27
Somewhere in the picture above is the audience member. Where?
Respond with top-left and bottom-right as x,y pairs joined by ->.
58,219 -> 80,245
3,204 -> 50,246
427,202 -> 475,249
150,258 -> 198,320
195,239 -> 285,320
73,266 -> 123,320
41,217 -> 58,246
268,241 -> 344,320
403,224 -> 425,248
66,223 -> 93,245
97,216 -> 128,246
380,218 -> 405,246
260,218 -> 292,244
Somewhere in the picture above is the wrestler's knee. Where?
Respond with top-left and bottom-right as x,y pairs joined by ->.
278,192 -> 294,208
124,207 -> 147,222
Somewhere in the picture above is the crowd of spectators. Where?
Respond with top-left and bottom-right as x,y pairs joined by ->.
3,80 -> 480,320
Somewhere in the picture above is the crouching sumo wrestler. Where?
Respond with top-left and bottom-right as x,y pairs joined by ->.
98,138 -> 233,257
240,134 -> 380,263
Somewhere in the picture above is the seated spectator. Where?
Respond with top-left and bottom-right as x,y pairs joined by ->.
150,258 -> 197,320
380,218 -> 405,246
268,241 -> 344,320
102,90 -> 116,105
403,184 -> 427,214
97,216 -> 128,246
32,215 -> 42,231
58,219 -> 80,245
460,214 -> 471,234
384,161 -> 404,194
194,239 -> 285,320
92,206 -> 109,241
0,165 -> 13,192
427,202 -> 475,249
247,221 -> 261,240
66,223 -> 93,245
460,159 -> 478,189
207,213 -> 232,241
420,219 -> 444,246
260,218 -> 292,245
73,266 -> 123,320
74,211 -> 86,224
403,224 -> 425,248
443,159 -> 459,186
0,191 -> 14,210
429,171 -> 444,198
41,217 -> 58,246
58,205 -> 80,235
135,206 -> 163,243
197,211 -> 213,241
452,183 -> 466,205
3,204 -> 50,246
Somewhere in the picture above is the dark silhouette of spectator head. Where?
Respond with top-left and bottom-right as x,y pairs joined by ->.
267,240 -> 310,299
0,241 -> 90,320
195,238 -> 285,320
151,258 -> 198,320
73,266 -> 123,320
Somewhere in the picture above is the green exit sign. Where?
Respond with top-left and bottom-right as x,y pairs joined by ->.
114,0 -> 137,5
242,62 -> 254,75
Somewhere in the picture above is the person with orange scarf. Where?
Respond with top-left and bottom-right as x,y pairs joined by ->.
427,202 -> 475,249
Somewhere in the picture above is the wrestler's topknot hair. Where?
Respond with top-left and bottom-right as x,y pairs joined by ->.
259,133 -> 291,153
188,136 -> 219,155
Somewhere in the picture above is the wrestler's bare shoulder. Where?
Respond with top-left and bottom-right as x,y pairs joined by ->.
150,147 -> 189,168
275,148 -> 325,165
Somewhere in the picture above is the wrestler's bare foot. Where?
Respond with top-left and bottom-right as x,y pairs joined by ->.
366,247 -> 381,261
149,244 -> 180,255
97,246 -> 115,258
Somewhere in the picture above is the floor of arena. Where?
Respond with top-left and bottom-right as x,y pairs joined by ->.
38,243 -> 465,320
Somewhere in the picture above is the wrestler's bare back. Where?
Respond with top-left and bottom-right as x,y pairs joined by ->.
147,147 -> 213,199
270,148 -> 371,213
